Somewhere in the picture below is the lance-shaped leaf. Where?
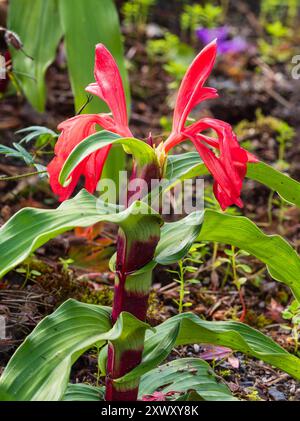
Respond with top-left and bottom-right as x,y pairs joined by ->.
199,210 -> 300,301
8,0 -> 129,115
0,300 -> 152,401
115,309 -> 300,389
106,312 -> 154,394
108,210 -> 205,272
63,384 -> 104,401
0,386 -> 15,401
0,300 -> 111,400
58,0 -> 130,115
8,0 -> 64,112
156,210 -> 300,302
138,358 -> 236,401
165,152 -> 300,207
112,322 -> 180,386
59,131 -> 159,187
0,189 -> 161,278
154,211 -> 204,265
165,152 -> 207,189
247,161 -> 300,206
144,312 -> 300,381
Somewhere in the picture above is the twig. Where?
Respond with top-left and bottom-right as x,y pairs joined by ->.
0,170 -> 47,181
239,287 -> 247,322
76,95 -> 93,115
158,281 -> 177,293
265,373 -> 290,387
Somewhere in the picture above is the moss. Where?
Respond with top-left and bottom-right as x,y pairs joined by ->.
245,387 -> 263,401
246,310 -> 272,329
147,290 -> 166,324
80,285 -> 113,306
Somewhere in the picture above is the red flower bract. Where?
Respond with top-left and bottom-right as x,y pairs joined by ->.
47,44 -> 132,202
48,40 -> 256,209
163,39 -> 257,210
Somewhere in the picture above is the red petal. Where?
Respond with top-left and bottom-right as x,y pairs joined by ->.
48,155 -> 84,202
185,118 -> 258,164
190,135 -> 236,199
48,114 -> 111,201
84,146 -> 110,193
172,40 -> 217,134
55,114 -> 99,157
85,44 -> 129,130
183,118 -> 251,210
213,182 -> 243,211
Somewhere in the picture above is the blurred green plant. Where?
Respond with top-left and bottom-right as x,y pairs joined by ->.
265,21 -> 290,38
58,257 -> 74,276
214,246 -> 253,321
235,110 -> 295,227
260,0 -> 298,26
259,0 -> 299,63
167,244 -> 204,313
180,2 -> 223,43
16,126 -> 58,147
235,110 -> 295,168
15,259 -> 42,289
0,125 -> 59,176
122,0 -> 156,29
147,31 -> 194,89
282,300 -> 300,354
256,110 -> 295,164
244,387 -> 263,401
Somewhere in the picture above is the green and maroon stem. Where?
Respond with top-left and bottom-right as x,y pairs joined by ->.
105,159 -> 162,401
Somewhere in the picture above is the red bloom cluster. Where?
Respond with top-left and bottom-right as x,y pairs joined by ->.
48,41 -> 256,209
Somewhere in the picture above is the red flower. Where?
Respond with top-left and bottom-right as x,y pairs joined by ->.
48,41 -> 256,209
47,44 -> 132,201
163,39 -> 257,210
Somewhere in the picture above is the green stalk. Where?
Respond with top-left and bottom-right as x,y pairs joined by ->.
105,160 -> 162,401
105,266 -> 155,400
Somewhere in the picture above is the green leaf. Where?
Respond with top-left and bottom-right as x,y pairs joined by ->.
0,299 -> 153,401
165,153 -> 300,207
138,358 -> 236,401
63,384 -> 104,401
0,386 -> 15,401
114,323 -> 180,386
165,152 -> 206,189
107,312 -> 154,392
59,131 -> 158,187
16,126 -> 58,144
144,312 -> 300,380
0,143 -> 34,166
0,299 -> 112,401
8,0 -> 63,111
0,190 -> 161,279
247,161 -> 300,207
106,210 -> 205,271
58,0 -> 130,115
199,210 -> 300,301
154,211 -> 204,265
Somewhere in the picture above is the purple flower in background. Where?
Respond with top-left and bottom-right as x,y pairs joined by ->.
196,26 -> 229,44
196,26 -> 248,55
218,36 -> 248,54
